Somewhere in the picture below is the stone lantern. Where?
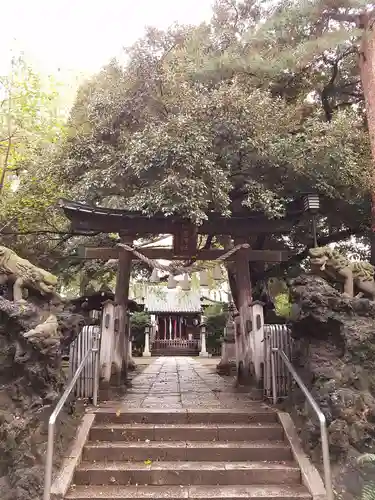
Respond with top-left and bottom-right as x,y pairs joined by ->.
199,315 -> 209,357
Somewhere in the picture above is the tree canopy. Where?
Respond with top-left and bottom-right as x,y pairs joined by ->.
2,0 -> 375,291
63,0 -> 371,219
56,0 -> 373,289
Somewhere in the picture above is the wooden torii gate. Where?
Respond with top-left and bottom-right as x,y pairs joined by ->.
59,199 -> 304,388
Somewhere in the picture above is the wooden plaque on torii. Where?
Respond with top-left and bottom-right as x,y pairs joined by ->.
172,221 -> 198,259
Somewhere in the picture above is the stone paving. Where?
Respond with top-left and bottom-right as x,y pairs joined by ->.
114,357 -> 264,409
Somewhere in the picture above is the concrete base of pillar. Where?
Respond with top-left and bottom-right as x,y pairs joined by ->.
236,359 -> 255,386
143,332 -> 151,357
217,339 -> 236,375
199,351 -> 209,358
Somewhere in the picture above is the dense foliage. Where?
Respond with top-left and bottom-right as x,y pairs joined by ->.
0,57 -> 70,268
205,303 -> 228,351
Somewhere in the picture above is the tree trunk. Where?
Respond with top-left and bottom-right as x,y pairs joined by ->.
358,14 -> 375,264
220,235 -> 240,309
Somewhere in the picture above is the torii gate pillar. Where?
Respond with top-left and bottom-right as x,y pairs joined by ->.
113,235 -> 133,386
233,237 -> 254,385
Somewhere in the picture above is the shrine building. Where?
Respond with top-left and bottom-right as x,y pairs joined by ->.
132,287 -> 225,356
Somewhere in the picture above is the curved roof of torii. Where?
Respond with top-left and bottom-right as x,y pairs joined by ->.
58,198 -> 305,236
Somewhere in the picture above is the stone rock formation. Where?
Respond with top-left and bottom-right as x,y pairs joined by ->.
0,247 -> 86,500
288,274 -> 375,498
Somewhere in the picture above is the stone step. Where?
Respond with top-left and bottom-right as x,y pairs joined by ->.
83,441 -> 292,462
74,461 -> 301,486
93,408 -> 278,425
151,350 -> 199,356
65,484 -> 311,500
89,423 -> 285,442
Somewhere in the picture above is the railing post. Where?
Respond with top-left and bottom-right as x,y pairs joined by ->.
271,350 -> 278,405
92,332 -> 100,407
43,336 -> 97,500
320,417 -> 334,500
43,418 -> 55,500
272,349 -> 334,500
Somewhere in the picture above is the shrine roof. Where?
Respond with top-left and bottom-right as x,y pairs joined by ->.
68,290 -> 140,312
142,287 -> 202,314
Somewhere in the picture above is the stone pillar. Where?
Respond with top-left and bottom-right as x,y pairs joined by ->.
143,326 -> 151,357
217,304 -> 236,375
128,338 -> 133,359
126,311 -> 136,371
127,334 -> 136,371
248,301 -> 265,386
151,315 -> 157,342
199,318 -> 209,357
99,301 -> 115,386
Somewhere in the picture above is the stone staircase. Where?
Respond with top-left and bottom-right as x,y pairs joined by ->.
64,408 -> 316,500
151,343 -> 199,357
151,348 -> 199,357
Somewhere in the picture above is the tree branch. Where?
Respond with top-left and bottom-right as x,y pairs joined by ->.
321,47 -> 358,122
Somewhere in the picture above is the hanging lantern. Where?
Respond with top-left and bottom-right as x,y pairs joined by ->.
181,273 -> 191,291
303,193 -> 320,213
200,270 -> 209,287
150,268 -> 159,283
167,274 -> 178,289
212,265 -> 222,281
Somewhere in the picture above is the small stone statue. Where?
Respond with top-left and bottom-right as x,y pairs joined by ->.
23,314 -> 60,356
308,246 -> 375,300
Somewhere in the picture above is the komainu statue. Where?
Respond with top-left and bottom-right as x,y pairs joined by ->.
308,246 -> 375,300
0,245 -> 58,301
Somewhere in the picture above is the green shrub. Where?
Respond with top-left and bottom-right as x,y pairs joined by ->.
274,293 -> 292,318
205,304 -> 228,352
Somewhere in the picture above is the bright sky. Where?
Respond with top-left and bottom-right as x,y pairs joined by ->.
1,0 -> 214,81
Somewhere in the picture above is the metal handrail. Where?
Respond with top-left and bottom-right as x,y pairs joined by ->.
271,348 -> 334,500
43,332 -> 100,500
